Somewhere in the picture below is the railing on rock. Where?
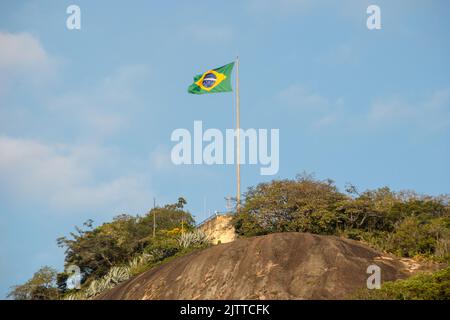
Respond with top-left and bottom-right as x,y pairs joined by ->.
196,211 -> 233,228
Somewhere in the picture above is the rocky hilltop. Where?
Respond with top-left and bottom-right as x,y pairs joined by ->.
97,232 -> 413,300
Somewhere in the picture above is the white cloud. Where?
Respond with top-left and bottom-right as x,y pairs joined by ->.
47,65 -> 150,139
0,34 -> 150,141
278,82 -> 450,135
0,136 -> 154,214
315,44 -> 360,65
428,87 -> 450,112
184,25 -> 233,42
150,146 -> 174,171
0,32 -> 57,93
368,98 -> 412,122
278,84 -> 330,112
278,84 -> 346,129
246,0 -> 312,15
97,65 -> 149,105
0,32 -> 51,71
312,114 -> 338,129
367,88 -> 450,132
0,33 -> 153,214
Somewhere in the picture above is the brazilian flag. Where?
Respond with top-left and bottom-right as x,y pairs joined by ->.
188,62 -> 235,94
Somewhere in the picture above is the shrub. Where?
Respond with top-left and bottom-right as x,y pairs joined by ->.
177,230 -> 210,249
386,217 -> 435,257
63,252 -> 155,299
234,175 -> 450,262
355,267 -> 450,300
386,217 -> 450,258
57,197 -> 194,281
435,239 -> 450,262
234,175 -> 345,236
144,237 -> 180,260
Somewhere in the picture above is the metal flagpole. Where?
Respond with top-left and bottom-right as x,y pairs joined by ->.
236,56 -> 241,211
153,197 -> 156,237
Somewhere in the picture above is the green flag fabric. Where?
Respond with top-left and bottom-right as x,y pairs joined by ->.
188,62 -> 235,94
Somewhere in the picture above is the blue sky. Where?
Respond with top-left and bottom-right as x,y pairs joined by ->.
0,0 -> 449,298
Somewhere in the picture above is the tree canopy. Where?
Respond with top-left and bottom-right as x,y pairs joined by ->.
9,175 -> 450,300
234,174 -> 450,261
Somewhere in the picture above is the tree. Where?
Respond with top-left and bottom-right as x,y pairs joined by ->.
234,175 -> 346,236
387,216 -> 450,257
233,174 -> 450,262
356,266 -> 450,300
57,199 -> 195,282
8,266 -> 59,300
176,197 -> 187,209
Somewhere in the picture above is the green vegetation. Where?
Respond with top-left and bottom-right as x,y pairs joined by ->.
231,173 -> 449,300
234,174 -> 450,262
8,174 -> 450,300
56,197 -> 194,283
9,197 -> 210,300
354,266 -> 450,300
8,266 -> 60,300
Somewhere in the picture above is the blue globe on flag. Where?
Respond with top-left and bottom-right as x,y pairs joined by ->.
202,73 -> 217,88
